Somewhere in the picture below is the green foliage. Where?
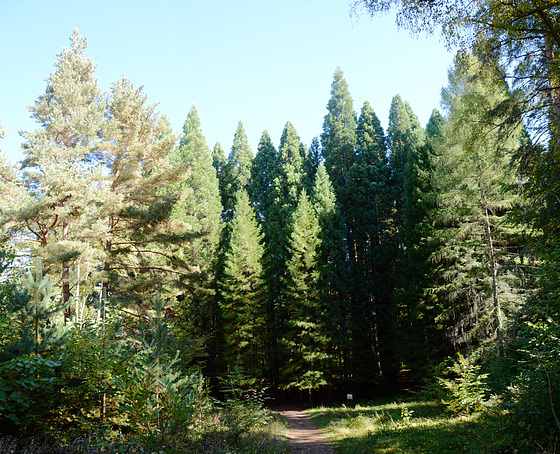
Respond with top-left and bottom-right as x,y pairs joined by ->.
219,366 -> 272,441
219,190 -> 267,378
426,50 -> 528,350
321,66 -> 357,200
114,348 -> 207,449
280,189 -> 331,391
221,121 -> 254,220
0,354 -> 61,426
248,130 -> 277,222
437,353 -> 489,415
3,261 -> 67,357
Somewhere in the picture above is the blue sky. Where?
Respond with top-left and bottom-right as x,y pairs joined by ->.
0,0 -> 455,164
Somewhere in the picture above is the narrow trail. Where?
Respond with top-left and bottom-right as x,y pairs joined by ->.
277,406 -> 336,454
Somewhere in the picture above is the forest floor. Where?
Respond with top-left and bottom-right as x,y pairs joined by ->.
277,405 -> 336,454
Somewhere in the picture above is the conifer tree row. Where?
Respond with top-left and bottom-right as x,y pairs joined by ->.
0,29 -> 535,402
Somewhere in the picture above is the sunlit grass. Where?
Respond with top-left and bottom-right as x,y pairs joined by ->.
306,397 -> 538,454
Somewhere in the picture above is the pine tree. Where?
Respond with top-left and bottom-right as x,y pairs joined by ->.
100,76 -> 180,306
280,189 -> 329,396
15,30 -> 105,308
219,190 -> 266,380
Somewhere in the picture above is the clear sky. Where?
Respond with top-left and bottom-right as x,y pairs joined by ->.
0,0 -> 455,164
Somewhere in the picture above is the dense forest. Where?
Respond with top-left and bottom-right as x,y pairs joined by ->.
1,0 -> 560,451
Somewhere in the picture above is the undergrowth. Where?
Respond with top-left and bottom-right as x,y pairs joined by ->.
307,396 -> 558,454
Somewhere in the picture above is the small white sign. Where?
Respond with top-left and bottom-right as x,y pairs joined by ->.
347,394 -> 353,400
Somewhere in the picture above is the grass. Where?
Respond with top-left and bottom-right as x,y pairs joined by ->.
306,396 -> 557,454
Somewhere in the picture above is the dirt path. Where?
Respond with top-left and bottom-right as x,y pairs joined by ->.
277,407 -> 336,454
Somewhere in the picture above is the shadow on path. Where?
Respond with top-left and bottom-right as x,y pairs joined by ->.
276,405 -> 336,454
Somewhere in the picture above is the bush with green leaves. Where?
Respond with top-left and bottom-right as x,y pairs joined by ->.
437,352 -> 489,415
0,354 -> 61,428
218,366 -> 272,442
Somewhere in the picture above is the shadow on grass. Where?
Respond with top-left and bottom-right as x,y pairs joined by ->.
308,398 -> 544,454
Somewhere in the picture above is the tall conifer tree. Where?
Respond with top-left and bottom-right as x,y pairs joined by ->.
219,189 -> 266,380
211,141 -> 228,213
222,121 -> 253,220
168,105 -> 223,376
101,77 -> 180,305
311,163 -> 351,382
395,109 -> 451,377
169,105 -> 223,279
263,121 -> 305,387
280,189 -> 329,395
348,101 -> 396,385
248,130 -> 277,222
321,66 -> 357,219
429,50 -> 527,350
15,30 -> 105,308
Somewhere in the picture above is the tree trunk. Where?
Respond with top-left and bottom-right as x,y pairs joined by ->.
480,186 -> 504,353
62,220 -> 71,320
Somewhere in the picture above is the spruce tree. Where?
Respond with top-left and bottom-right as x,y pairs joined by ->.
219,190 -> 266,380
429,50 -> 528,351
280,189 -> 329,396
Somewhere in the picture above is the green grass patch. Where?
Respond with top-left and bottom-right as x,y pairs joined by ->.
306,397 -> 552,453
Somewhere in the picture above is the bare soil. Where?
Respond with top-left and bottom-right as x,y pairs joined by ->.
277,406 -> 336,454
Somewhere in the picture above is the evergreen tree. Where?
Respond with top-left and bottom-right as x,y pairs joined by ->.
248,130 -> 277,222
211,140 -> 228,213
280,189 -> 329,395
14,30 -> 105,308
101,76 -> 180,306
168,105 -> 223,377
395,109 -> 451,377
429,50 -> 528,350
347,100 -> 396,386
386,94 -> 426,245
219,190 -> 266,380
169,105 -> 223,281
321,66 -> 357,217
263,121 -> 306,387
311,163 -> 351,383
222,121 -> 253,219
